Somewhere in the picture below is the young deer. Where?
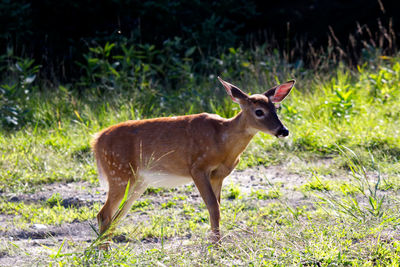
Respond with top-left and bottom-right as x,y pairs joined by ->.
91,77 -> 295,243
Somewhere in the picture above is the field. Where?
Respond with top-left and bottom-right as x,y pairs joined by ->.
0,45 -> 400,266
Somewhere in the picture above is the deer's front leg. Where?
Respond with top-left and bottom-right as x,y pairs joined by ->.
191,168 -> 221,242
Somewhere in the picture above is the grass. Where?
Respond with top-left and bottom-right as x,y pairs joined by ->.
0,45 -> 400,265
0,201 -> 100,227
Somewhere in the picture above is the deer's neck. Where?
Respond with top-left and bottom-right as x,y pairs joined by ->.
222,111 -> 257,160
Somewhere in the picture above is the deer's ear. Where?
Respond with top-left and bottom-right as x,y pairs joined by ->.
218,76 -> 248,103
264,80 -> 295,103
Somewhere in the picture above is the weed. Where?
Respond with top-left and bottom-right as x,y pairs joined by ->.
314,146 -> 387,221
161,200 -> 177,209
224,183 -> 241,200
250,188 -> 281,200
130,199 -> 152,211
302,176 -> 332,192
46,193 -> 63,207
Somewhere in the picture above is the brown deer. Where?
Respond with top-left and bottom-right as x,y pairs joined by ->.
91,77 -> 295,243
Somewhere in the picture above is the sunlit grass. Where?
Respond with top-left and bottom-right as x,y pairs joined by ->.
0,200 -> 100,226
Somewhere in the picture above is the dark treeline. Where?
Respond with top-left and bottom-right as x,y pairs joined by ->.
1,0 -> 399,81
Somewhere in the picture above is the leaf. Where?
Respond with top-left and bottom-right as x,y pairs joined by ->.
185,46 -> 196,57
5,116 -> 18,125
88,58 -> 99,64
104,42 -> 116,57
15,63 -> 23,72
108,66 -> 120,77
118,180 -> 131,210
24,74 -> 36,84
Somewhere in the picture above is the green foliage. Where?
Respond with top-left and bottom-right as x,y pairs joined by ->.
250,188 -> 281,199
161,200 -> 177,209
129,199 -> 152,212
302,176 -> 332,192
0,56 -> 40,129
225,183 -> 241,200
0,200 -> 99,225
77,39 -> 196,93
46,193 -> 63,208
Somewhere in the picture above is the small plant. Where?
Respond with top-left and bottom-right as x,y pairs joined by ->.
302,176 -> 332,192
130,199 -> 152,211
46,193 -> 63,207
225,183 -> 241,200
323,84 -> 355,120
330,86 -> 355,119
161,200 -> 177,209
145,187 -> 163,195
250,188 -> 281,200
316,146 -> 386,221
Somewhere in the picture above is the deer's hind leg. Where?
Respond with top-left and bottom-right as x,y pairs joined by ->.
97,176 -> 148,234
97,181 -> 128,235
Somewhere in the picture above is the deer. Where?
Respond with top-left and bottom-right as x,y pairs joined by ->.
91,77 -> 295,244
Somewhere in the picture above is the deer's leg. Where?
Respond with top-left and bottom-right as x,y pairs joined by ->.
115,179 -> 147,221
191,169 -> 221,242
210,177 -> 224,204
97,177 -> 146,235
97,183 -> 127,235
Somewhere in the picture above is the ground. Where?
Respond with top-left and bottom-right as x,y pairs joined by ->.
0,164 -> 307,266
0,159 -> 399,266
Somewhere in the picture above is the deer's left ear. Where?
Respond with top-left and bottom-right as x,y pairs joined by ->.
264,80 -> 296,103
218,76 -> 248,103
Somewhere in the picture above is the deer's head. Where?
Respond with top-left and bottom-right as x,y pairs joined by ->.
218,77 -> 295,138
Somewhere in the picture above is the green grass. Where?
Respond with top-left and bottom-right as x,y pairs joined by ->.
51,199 -> 400,266
0,201 -> 100,227
0,47 -> 400,265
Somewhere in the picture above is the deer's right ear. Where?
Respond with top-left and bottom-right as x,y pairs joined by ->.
264,80 -> 295,103
218,76 -> 248,103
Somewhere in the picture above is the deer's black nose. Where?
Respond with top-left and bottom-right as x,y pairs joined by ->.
277,128 -> 289,138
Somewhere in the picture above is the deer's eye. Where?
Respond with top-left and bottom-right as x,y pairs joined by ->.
255,109 -> 264,117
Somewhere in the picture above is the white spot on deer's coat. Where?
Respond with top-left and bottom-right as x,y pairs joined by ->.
119,181 -> 128,186
222,133 -> 228,142
110,170 -> 115,175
